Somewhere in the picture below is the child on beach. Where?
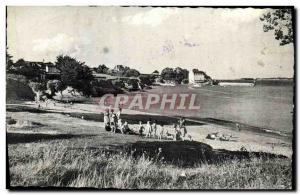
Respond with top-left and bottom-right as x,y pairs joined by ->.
138,121 -> 144,136
178,117 -> 187,139
171,124 -> 182,141
121,121 -> 131,134
116,106 -> 122,120
157,124 -> 164,140
117,118 -> 123,131
145,121 -> 152,138
103,112 -> 110,131
152,120 -> 157,138
167,124 -> 177,140
110,111 -> 117,133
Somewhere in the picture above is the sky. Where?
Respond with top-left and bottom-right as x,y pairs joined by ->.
7,6 -> 294,79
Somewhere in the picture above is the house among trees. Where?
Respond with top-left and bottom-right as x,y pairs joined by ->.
160,67 -> 189,85
7,59 -> 61,81
189,69 -> 212,86
41,62 -> 61,80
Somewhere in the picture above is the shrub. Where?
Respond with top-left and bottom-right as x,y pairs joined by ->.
182,79 -> 189,84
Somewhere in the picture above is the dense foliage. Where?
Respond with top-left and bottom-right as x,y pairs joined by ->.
260,9 -> 293,46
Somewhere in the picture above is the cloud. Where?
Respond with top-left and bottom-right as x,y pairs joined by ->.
32,33 -> 78,54
122,8 -> 178,27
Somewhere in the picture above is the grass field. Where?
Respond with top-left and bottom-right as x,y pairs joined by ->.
8,141 -> 292,189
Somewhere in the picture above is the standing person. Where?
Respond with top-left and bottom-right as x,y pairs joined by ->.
173,124 -> 181,141
110,111 -> 117,133
152,120 -> 157,138
116,106 -> 122,120
178,117 -> 187,139
117,118 -> 123,132
138,121 -> 145,136
157,124 -> 164,140
103,111 -> 110,131
145,121 -> 152,138
109,109 -> 114,122
178,117 -> 186,129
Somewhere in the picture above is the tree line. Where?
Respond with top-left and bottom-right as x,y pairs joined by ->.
7,54 -> 94,97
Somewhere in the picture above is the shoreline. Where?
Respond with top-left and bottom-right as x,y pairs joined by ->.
6,101 -> 293,158
7,100 -> 293,140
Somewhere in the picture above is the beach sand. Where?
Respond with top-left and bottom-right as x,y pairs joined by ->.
7,101 -> 293,158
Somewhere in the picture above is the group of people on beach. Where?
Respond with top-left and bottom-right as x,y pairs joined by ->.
140,117 -> 191,141
103,106 -> 191,141
103,107 -> 130,134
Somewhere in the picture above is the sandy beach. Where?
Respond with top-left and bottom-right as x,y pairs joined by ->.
7,101 -> 293,158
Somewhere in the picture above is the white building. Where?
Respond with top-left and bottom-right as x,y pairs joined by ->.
189,69 -> 207,84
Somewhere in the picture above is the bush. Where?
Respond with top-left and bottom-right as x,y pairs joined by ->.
111,79 -> 125,88
139,75 -> 153,86
182,79 -> 189,84
90,79 -> 123,97
6,77 -> 35,103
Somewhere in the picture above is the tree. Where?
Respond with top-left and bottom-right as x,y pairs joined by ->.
13,59 -> 42,80
182,79 -> 189,84
161,67 -> 188,83
112,65 -> 130,76
161,68 -> 175,81
124,69 -> 140,77
139,75 -> 154,86
260,9 -> 293,45
47,80 -> 66,99
29,81 -> 46,102
96,64 -> 109,74
55,55 -> 94,96
175,67 -> 185,84
6,49 -> 14,72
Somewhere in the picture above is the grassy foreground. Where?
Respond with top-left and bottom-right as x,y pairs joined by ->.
8,142 -> 292,190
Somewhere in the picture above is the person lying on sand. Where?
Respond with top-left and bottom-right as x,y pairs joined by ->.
206,133 -> 218,140
219,134 -> 234,141
206,132 -> 234,141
